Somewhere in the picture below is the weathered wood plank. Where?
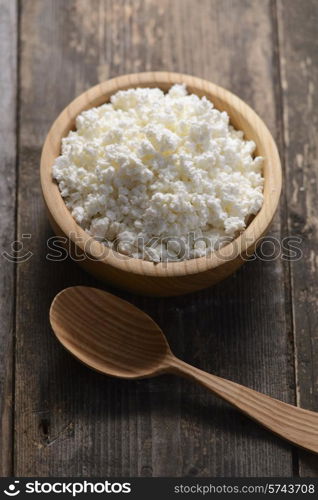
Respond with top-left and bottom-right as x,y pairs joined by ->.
0,0 -> 17,476
16,0 -> 294,476
277,0 -> 318,476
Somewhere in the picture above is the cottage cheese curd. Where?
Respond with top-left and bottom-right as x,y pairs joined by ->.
52,84 -> 264,262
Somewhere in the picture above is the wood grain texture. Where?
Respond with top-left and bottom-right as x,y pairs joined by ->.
51,286 -> 318,454
0,0 -> 17,476
15,0 -> 294,476
277,0 -> 318,476
41,72 -> 281,296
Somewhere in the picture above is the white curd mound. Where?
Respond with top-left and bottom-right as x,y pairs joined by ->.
52,84 -> 264,262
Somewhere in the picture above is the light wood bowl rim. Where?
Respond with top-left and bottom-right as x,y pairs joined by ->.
40,71 -> 282,278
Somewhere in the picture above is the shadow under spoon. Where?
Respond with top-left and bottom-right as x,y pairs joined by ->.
50,286 -> 318,454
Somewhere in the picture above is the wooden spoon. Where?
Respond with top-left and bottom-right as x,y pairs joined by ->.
50,286 -> 318,453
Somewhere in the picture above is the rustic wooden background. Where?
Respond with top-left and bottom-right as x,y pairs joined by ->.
0,0 -> 317,477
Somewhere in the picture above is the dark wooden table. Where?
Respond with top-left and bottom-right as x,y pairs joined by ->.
1,0 -> 318,477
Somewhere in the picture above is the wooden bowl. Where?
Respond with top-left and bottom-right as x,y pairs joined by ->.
41,72 -> 282,297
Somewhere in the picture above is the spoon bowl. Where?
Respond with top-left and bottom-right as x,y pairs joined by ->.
50,286 -> 171,378
50,286 -> 318,454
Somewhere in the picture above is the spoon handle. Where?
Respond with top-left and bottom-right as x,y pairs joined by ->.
169,356 -> 318,453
